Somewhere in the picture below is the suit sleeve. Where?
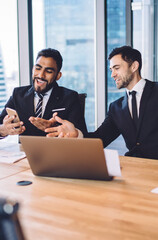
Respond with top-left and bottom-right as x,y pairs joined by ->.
64,92 -> 87,134
84,103 -> 120,148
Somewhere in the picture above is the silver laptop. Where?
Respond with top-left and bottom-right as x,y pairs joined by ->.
20,136 -> 113,181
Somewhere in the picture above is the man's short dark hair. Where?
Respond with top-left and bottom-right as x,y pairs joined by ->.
108,46 -> 142,75
36,48 -> 63,73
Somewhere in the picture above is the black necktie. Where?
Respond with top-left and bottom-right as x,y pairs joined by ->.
129,91 -> 138,128
35,93 -> 44,118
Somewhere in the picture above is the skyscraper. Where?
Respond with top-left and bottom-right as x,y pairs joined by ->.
42,0 -> 95,131
0,46 -> 7,113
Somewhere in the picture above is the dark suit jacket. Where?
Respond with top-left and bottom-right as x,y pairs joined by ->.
86,80 -> 158,159
0,82 -> 87,136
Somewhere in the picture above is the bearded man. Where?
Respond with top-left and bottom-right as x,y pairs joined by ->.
0,48 -> 87,137
44,46 -> 158,159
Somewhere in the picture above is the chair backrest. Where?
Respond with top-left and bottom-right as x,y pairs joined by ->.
78,93 -> 87,116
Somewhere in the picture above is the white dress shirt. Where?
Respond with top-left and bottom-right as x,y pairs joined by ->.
79,79 -> 147,138
126,78 -> 146,118
34,89 -> 53,117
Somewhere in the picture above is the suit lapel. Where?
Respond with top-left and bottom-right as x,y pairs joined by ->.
137,80 -> 153,130
43,82 -> 61,119
121,93 -> 136,129
122,80 -> 153,134
23,86 -> 35,116
118,80 -> 153,139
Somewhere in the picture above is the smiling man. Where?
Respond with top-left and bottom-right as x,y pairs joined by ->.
32,51 -> 62,94
45,46 -> 158,160
0,48 -> 87,138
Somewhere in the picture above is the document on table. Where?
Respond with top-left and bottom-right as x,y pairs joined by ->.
151,187 -> 158,194
0,142 -> 26,163
104,149 -> 122,177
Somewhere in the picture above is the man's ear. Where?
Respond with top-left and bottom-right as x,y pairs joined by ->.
56,72 -> 62,81
131,61 -> 139,73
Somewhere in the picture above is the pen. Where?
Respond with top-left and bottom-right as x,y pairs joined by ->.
52,108 -> 66,112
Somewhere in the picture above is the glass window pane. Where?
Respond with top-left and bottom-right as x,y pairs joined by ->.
106,0 -> 127,155
132,2 -> 142,50
107,0 -> 126,108
132,1 -> 154,80
0,0 -> 19,110
0,0 -> 19,143
32,0 -> 95,131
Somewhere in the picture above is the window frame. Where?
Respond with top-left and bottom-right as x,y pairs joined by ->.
17,0 -> 32,86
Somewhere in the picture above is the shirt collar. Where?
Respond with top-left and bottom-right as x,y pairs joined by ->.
35,88 -> 53,98
126,78 -> 146,97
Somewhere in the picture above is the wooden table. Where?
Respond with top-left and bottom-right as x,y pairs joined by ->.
0,156 -> 158,240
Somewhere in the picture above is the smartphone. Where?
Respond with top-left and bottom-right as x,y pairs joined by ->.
6,107 -> 20,123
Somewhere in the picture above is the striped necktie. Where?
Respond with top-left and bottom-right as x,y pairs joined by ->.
35,93 -> 44,118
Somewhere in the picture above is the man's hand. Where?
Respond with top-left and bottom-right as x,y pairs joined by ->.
29,116 -> 56,131
0,115 -> 25,137
45,115 -> 78,138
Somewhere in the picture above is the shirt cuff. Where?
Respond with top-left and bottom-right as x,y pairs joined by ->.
77,129 -> 83,138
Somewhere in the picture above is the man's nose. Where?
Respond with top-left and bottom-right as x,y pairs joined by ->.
38,70 -> 45,78
111,70 -> 116,78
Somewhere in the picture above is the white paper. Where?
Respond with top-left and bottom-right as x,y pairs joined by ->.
104,148 -> 122,177
0,142 -> 26,163
151,187 -> 158,194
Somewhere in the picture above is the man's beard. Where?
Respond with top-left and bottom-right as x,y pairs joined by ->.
118,73 -> 133,89
33,78 -> 56,94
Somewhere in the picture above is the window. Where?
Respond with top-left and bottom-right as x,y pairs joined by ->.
0,0 -> 19,112
106,0 -> 127,155
32,0 -> 95,131
106,0 -> 126,108
132,0 -> 155,80
0,0 -> 19,143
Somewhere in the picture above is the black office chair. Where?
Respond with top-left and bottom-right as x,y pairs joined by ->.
78,93 -> 87,116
